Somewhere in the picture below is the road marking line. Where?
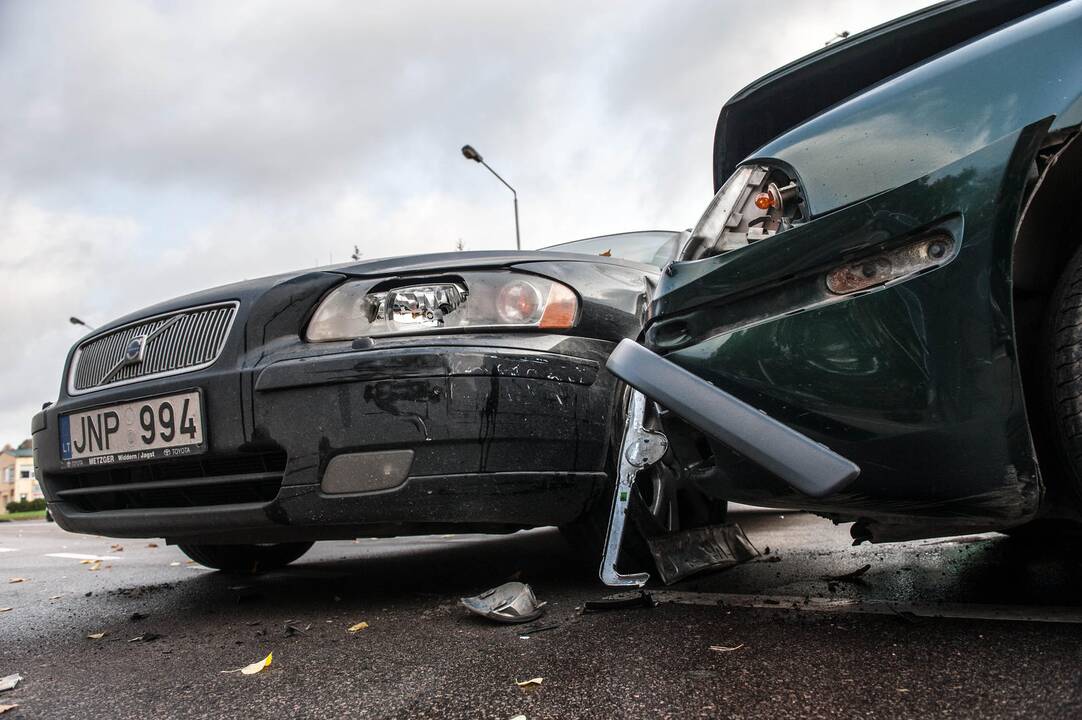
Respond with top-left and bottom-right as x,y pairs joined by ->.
44,553 -> 125,561
610,590 -> 1082,625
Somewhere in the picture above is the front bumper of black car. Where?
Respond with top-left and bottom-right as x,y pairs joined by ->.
32,333 -> 619,544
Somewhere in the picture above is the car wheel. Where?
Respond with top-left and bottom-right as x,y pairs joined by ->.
177,542 -> 314,573
1030,241 -> 1082,535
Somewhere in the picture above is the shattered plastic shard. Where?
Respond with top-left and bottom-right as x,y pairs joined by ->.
461,582 -> 546,624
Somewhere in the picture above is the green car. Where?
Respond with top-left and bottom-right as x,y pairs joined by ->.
600,0 -> 1082,585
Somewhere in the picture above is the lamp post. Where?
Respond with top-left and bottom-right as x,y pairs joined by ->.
461,144 -> 520,250
70,316 -> 96,331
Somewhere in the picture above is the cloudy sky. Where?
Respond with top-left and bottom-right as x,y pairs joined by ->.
0,0 -> 932,443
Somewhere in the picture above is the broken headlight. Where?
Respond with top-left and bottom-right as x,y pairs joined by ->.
306,271 -> 579,341
683,164 -> 806,260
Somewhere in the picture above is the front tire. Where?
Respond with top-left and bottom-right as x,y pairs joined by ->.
177,542 -> 313,573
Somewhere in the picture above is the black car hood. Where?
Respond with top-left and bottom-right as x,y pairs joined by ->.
713,0 -> 1060,190
79,250 -> 655,342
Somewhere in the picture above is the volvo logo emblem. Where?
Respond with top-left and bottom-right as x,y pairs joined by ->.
122,333 -> 146,361
123,335 -> 147,365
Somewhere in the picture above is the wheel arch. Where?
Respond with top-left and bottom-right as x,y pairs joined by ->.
1012,126 -> 1082,516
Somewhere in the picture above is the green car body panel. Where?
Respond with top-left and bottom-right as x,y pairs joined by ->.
646,0 -> 1082,540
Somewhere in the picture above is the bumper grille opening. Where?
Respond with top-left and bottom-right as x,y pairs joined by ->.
46,451 -> 287,512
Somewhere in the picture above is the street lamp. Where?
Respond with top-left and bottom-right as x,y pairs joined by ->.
461,144 -> 520,250
70,316 -> 96,331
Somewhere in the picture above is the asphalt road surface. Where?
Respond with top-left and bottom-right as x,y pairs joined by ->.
2,511 -> 1081,719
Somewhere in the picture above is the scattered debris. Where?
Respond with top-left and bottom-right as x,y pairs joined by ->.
6,578 -> 25,584
646,523 -> 760,585
0,704 -> 17,715
222,652 -> 273,675
709,644 -> 744,652
582,591 -> 657,614
88,560 -> 102,572
347,622 -> 369,634
515,677 -> 543,689
517,624 -> 559,639
111,544 -> 124,552
822,564 -> 871,583
0,674 -> 20,692
461,582 -> 546,624
80,559 -> 94,565
130,612 -> 148,622
0,608 -> 10,613
87,632 -> 107,640
127,633 -> 161,643
147,543 -> 159,549
48,595 -> 63,601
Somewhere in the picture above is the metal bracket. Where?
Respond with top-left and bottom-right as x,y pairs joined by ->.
599,389 -> 667,588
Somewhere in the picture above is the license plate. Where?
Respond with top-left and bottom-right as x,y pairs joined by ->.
60,390 -> 206,468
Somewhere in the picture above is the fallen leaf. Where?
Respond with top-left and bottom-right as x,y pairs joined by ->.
0,674 -> 20,692
88,560 -> 102,572
509,716 -> 527,720
0,608 -> 12,613
347,621 -> 369,633
49,595 -> 63,600
709,644 -> 744,652
185,559 -> 194,565
515,677 -> 544,688
147,543 -> 159,549
79,559 -> 94,565
7,578 -> 25,584
0,704 -> 18,715
222,652 -> 273,675
111,544 -> 124,552
127,633 -> 161,643
87,632 -> 107,640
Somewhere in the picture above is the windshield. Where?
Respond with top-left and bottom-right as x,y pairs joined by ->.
541,231 -> 683,267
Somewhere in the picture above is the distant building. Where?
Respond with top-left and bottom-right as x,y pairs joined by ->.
5,440 -> 41,505
0,445 -> 15,509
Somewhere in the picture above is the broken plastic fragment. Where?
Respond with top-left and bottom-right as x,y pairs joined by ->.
222,652 -> 273,675
515,677 -> 543,688
0,674 -> 20,692
347,622 -> 369,633
461,582 -> 546,624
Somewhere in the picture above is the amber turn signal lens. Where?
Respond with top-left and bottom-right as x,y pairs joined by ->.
539,283 -> 578,328
754,192 -> 774,210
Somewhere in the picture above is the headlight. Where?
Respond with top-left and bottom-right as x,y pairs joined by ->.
306,271 -> 579,341
684,164 -> 806,260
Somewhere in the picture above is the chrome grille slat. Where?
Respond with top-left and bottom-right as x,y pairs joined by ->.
70,302 -> 238,393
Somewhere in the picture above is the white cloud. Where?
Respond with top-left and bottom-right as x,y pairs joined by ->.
0,0 -> 934,442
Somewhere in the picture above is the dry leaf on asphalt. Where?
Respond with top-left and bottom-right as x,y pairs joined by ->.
0,674 -> 20,692
111,544 -> 124,552
6,578 -> 25,584
147,543 -> 159,548
79,559 -> 94,565
515,678 -> 544,688
222,652 -> 273,675
709,644 -> 744,652
88,561 -> 102,572
0,608 -> 12,613
87,632 -> 107,640
0,704 -> 18,715
347,622 -> 369,633
49,595 -> 63,601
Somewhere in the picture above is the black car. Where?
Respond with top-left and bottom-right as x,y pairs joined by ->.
32,230 -> 713,571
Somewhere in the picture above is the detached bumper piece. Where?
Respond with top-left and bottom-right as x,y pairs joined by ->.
598,339 -> 860,588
